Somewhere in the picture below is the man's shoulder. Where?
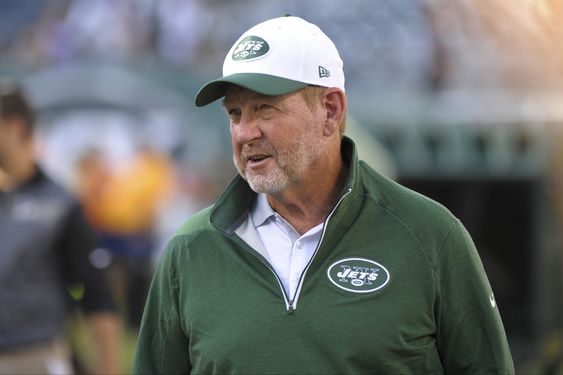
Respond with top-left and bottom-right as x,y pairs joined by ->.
160,205 -> 230,265
359,162 -> 457,232
13,168 -> 80,221
173,206 -> 214,237
27,167 -> 76,202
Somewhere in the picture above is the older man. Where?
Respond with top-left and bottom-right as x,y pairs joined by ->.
134,16 -> 514,374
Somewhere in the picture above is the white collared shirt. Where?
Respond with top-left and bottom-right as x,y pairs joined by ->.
239,193 -> 323,299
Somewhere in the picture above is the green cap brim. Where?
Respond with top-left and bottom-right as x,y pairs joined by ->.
195,73 -> 308,107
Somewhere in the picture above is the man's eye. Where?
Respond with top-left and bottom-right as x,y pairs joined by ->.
228,109 -> 240,118
258,104 -> 274,110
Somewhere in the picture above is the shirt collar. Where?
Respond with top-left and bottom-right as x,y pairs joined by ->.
250,193 -> 276,227
250,192 -> 325,241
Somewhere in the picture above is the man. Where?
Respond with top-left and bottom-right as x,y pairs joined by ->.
0,82 -> 122,374
133,16 -> 514,374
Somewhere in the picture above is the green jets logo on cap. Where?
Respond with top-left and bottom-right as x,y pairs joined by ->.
232,36 -> 270,61
327,258 -> 390,293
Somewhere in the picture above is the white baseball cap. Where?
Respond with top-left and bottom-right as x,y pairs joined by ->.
195,15 -> 345,107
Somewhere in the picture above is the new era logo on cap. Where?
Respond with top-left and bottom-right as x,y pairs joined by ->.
318,66 -> 330,78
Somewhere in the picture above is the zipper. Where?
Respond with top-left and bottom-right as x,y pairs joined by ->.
233,187 -> 353,314
252,251 -> 294,312
288,187 -> 353,313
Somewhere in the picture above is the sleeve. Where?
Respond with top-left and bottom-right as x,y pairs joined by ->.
435,219 -> 515,374
58,204 -> 117,313
132,238 -> 191,374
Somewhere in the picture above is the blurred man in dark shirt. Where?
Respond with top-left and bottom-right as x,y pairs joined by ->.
0,81 -> 122,374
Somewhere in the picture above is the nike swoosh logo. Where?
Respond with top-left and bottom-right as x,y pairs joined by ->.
490,293 -> 497,308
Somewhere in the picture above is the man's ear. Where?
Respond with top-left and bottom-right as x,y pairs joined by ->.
322,88 -> 346,137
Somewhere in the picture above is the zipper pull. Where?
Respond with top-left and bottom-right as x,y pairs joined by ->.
288,300 -> 294,314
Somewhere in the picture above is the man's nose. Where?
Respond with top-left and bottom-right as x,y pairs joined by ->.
234,115 -> 262,144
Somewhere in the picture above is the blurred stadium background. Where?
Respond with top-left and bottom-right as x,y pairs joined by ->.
1,0 -> 562,373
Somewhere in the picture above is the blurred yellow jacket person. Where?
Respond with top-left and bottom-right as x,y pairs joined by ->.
77,147 -> 173,235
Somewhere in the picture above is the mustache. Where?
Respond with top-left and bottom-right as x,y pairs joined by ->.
239,143 -> 277,160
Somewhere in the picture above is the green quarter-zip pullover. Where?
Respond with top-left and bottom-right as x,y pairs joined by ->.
133,137 -> 514,374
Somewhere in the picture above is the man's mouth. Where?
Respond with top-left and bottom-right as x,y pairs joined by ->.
249,154 -> 268,162
247,154 -> 271,166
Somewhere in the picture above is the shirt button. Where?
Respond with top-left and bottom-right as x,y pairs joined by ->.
295,241 -> 302,249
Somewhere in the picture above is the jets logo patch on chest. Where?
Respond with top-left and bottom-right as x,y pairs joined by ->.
327,257 -> 390,293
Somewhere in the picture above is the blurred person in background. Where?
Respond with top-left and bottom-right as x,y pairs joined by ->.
76,144 -> 174,332
134,16 -> 514,374
0,80 -> 122,374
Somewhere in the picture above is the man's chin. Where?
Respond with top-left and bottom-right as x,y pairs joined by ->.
246,174 -> 287,194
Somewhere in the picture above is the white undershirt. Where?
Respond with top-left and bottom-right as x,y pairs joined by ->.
247,193 -> 323,299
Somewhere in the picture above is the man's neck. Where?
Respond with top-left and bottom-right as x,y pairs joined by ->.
266,156 -> 348,235
0,156 -> 37,192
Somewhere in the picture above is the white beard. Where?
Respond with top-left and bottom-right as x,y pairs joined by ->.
234,134 -> 323,194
